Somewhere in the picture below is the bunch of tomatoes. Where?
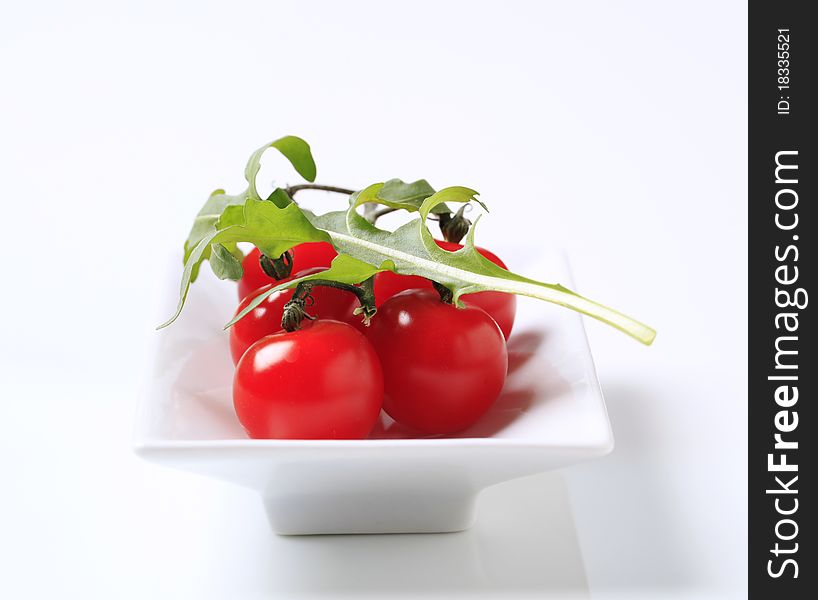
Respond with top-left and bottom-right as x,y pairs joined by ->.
230,240 -> 516,440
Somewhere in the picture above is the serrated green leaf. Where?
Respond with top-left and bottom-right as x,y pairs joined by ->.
185,190 -> 246,255
266,187 -> 293,209
374,178 -> 450,214
168,140 -> 654,345
210,243 -> 244,280
159,199 -> 331,328
245,136 -> 316,201
183,189 -> 248,282
309,184 -> 656,345
181,137 -> 315,284
225,254 -> 385,328
225,200 -> 330,257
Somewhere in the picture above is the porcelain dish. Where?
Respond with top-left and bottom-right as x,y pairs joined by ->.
135,253 -> 613,534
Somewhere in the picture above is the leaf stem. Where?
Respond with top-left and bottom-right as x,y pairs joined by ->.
285,184 -> 356,196
319,227 -> 655,345
365,206 -> 397,223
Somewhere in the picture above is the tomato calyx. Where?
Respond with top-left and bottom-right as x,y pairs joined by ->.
280,293 -> 317,332
259,250 -> 294,280
438,205 -> 471,244
281,277 -> 377,332
431,281 -> 454,304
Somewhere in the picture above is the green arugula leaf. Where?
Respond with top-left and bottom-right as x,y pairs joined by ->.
265,187 -> 294,209
375,178 -> 450,214
209,243 -> 244,280
167,139 -> 654,345
225,254 -> 386,328
159,199 -> 330,328
217,199 -> 330,257
245,136 -> 316,201
183,189 -> 248,282
308,184 -> 656,345
180,137 -> 316,283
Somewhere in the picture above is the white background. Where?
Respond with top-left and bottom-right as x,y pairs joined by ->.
0,1 -> 747,598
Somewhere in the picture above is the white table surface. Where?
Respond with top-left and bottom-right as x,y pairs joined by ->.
0,1 -> 747,598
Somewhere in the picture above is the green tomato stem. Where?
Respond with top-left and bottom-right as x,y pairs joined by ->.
280,277 -> 377,332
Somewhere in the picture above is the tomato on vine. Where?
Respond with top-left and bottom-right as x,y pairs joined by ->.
364,289 -> 508,435
234,321 -> 383,439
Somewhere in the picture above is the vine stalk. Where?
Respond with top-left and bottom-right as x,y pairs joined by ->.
281,276 -> 377,332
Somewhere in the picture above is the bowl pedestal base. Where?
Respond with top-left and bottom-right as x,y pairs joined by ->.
263,490 -> 478,535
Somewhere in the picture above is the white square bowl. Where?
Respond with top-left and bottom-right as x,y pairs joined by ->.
135,252 -> 613,534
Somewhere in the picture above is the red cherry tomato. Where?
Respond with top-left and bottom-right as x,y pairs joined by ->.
373,271 -> 428,305
229,267 -> 359,364
364,289 -> 508,435
237,242 -> 337,300
372,240 -> 517,339
229,283 -> 294,365
233,321 -> 384,439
